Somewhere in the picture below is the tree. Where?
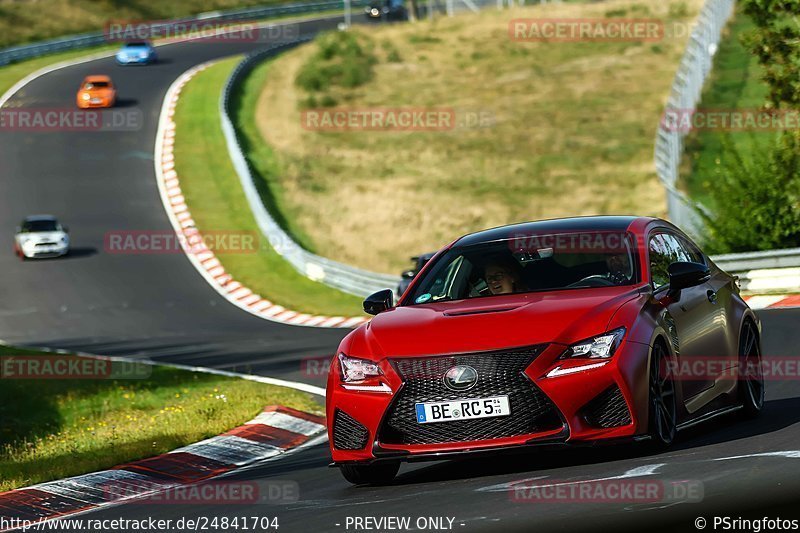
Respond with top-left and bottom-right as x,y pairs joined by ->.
698,1 -> 800,252
741,0 -> 800,109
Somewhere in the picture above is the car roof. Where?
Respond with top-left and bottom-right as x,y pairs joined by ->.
83,75 -> 112,83
454,216 -> 654,247
22,214 -> 58,222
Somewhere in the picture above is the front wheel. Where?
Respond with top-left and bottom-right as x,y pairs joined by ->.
648,342 -> 677,448
739,320 -> 764,418
340,462 -> 399,485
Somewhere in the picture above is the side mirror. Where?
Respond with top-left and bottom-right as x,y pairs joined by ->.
401,269 -> 416,279
668,261 -> 710,292
15,226 -> 21,233
363,289 -> 394,315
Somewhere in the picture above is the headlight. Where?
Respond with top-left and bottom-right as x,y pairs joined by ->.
338,353 -> 382,382
82,93 -> 90,100
561,327 -> 626,359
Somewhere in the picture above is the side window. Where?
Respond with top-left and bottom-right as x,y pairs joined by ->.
648,234 -> 672,290
676,235 -> 705,264
649,232 -> 703,290
665,234 -> 691,263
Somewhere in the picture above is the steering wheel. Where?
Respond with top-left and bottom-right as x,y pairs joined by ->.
567,274 -> 616,288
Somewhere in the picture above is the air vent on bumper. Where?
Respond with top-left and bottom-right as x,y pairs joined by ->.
333,410 -> 370,450
581,385 -> 632,428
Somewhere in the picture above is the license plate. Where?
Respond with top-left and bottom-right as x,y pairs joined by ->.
90,98 -> 102,104
415,396 -> 510,424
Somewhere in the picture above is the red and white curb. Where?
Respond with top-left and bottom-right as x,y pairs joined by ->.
0,406 -> 325,530
154,64 -> 369,330
743,294 -> 800,310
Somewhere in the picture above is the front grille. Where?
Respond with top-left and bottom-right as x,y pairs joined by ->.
582,386 -> 632,428
379,346 -> 563,445
333,410 -> 370,450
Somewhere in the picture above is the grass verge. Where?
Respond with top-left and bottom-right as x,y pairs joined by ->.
251,0 -> 704,273
680,5 -> 770,209
0,343 -> 321,492
173,57 -> 365,317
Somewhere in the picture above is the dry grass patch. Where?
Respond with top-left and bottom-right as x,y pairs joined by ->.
254,0 -> 701,273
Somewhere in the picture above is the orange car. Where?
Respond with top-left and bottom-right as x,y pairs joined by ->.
76,75 -> 116,108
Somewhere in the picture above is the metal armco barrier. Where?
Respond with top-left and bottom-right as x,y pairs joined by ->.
220,39 -> 402,298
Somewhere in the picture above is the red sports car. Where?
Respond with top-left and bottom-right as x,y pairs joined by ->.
327,216 -> 764,485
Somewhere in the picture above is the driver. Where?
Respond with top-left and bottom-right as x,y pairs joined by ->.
606,253 -> 632,285
484,258 -> 522,295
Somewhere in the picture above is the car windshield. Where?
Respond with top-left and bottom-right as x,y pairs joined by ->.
406,231 -> 638,304
22,220 -> 60,233
84,81 -> 109,89
125,42 -> 149,48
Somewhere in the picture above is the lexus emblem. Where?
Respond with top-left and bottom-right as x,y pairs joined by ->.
443,365 -> 478,392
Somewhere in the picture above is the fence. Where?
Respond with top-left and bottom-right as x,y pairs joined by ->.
653,0 -> 735,239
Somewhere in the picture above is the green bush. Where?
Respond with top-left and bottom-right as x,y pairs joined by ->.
320,94 -> 338,107
700,131 -> 800,253
295,31 -> 377,94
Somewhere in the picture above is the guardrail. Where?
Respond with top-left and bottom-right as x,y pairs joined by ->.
710,248 -> 800,294
220,38 -> 402,298
653,0 -> 735,239
0,0 -> 359,67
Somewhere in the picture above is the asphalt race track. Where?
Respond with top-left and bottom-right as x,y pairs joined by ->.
2,15 -> 800,533
0,17 -> 348,388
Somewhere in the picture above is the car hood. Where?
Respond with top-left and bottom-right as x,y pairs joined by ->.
17,231 -> 67,243
346,286 -> 643,359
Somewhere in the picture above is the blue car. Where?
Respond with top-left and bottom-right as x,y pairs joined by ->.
115,41 -> 157,65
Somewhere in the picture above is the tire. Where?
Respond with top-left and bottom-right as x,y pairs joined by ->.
340,462 -> 399,485
738,319 -> 764,418
648,341 -> 677,448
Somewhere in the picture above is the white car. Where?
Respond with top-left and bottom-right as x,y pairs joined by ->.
14,215 -> 70,259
